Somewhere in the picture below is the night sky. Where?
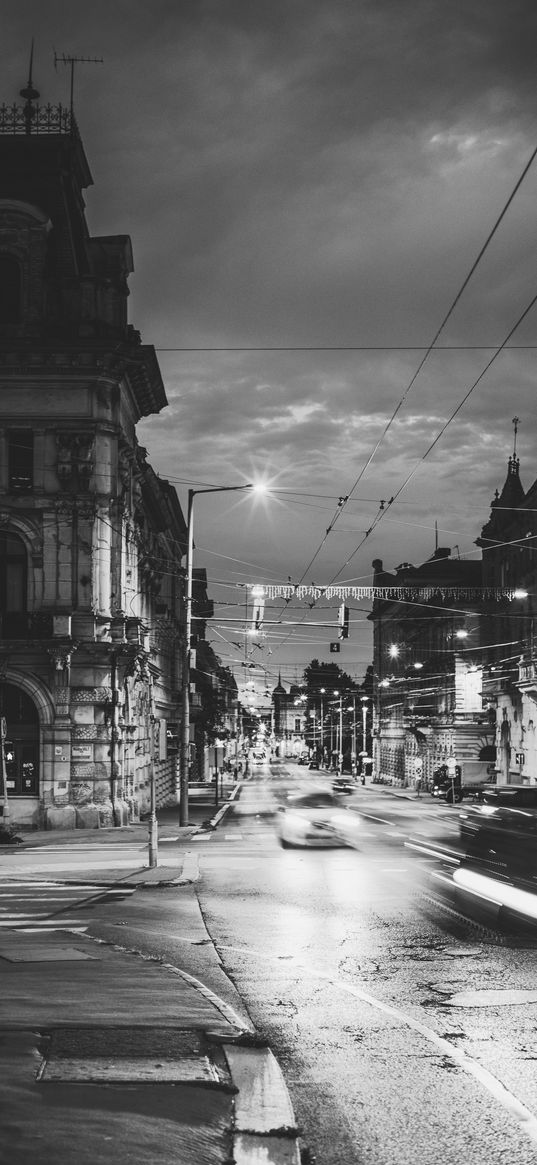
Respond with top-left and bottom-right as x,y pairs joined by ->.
4,1 -> 537,698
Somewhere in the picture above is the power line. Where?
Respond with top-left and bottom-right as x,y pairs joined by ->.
154,344 -> 537,352
266,138 -> 537,655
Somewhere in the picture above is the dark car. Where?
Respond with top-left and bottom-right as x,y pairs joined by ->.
459,785 -> 537,884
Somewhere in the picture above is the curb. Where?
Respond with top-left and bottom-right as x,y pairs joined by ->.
223,1042 -> 302,1165
205,780 -> 243,830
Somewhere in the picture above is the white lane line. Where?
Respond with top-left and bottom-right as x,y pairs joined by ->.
218,942 -> 537,1148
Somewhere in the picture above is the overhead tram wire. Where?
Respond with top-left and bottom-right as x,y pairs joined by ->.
328,284 -> 537,584
269,276 -> 537,658
283,137 -> 537,602
155,344 -> 537,352
164,142 -> 537,670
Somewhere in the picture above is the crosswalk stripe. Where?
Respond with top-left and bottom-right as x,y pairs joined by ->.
0,918 -> 88,928
15,925 -> 89,934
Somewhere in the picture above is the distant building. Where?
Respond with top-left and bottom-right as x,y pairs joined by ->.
0,80 -> 187,827
271,676 -> 307,757
477,454 -> 537,784
368,549 -> 495,789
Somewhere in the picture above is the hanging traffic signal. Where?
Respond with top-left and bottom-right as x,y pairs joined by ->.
338,604 -> 349,640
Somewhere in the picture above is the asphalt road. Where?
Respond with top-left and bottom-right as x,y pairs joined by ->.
4,763 -> 537,1164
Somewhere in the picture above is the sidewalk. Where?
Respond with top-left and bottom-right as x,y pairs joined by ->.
0,782 -> 302,1165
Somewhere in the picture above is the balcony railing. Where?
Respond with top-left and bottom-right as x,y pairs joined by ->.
0,612 -> 54,639
519,659 -> 537,686
0,103 -> 75,137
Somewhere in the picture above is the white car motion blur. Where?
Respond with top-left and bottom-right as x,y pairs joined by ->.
276,791 -> 360,848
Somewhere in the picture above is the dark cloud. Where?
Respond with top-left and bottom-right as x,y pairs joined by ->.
3,1 -> 537,677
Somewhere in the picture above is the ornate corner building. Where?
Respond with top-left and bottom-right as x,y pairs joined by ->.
368,449 -> 537,789
0,84 -> 187,827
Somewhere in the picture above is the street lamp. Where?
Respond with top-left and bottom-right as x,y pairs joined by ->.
179,481 -> 267,826
319,688 -> 325,760
361,696 -> 369,777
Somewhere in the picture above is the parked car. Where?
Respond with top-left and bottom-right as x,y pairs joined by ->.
276,790 -> 361,848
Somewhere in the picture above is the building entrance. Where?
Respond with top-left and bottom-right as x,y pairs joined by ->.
0,683 -> 39,796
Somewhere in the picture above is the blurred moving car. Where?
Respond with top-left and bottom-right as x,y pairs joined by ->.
276,790 -> 360,848
332,774 -> 356,794
460,785 -> 537,884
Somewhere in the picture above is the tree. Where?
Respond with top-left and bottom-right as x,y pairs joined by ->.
301,659 -> 361,760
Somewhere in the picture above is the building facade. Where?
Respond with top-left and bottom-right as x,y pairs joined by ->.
369,549 -> 495,789
477,454 -> 537,785
271,676 -> 307,757
0,88 -> 188,828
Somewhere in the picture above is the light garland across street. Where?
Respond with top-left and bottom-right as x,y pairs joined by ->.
256,584 -> 517,602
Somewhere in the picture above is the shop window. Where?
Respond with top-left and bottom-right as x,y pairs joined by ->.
8,430 -> 33,493
0,255 -> 22,323
0,531 -> 27,612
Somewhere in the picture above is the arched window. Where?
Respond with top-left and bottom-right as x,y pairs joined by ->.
0,254 -> 22,323
0,532 -> 27,612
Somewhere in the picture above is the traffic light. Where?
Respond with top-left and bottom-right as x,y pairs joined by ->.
338,604 -> 349,640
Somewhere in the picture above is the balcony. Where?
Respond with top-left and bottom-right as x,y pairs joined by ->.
519,658 -> 537,693
0,612 -> 54,639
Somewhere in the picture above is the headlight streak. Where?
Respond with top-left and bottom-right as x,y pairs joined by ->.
404,840 -> 461,864
453,868 -> 537,921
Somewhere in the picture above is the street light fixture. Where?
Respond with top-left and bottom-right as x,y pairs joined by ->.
179,480 -> 267,826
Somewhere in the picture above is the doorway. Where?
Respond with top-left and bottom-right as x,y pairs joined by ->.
0,683 -> 39,796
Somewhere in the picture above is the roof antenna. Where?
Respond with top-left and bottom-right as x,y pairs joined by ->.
20,38 -> 40,134
435,519 -> 438,553
512,415 -> 520,459
54,50 -> 104,119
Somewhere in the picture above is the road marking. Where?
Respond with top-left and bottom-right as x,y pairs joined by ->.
0,919 -> 88,929
218,941 -> 537,1148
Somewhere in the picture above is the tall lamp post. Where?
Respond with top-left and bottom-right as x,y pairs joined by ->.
179,481 -> 266,826
319,688 -> 325,761
360,696 -> 369,777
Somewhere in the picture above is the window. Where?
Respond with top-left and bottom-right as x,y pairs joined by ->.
8,430 -> 33,493
294,717 -> 301,732
0,254 -> 22,323
0,532 -> 27,612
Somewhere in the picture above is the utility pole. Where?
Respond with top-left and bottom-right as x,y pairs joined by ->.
0,716 -> 10,827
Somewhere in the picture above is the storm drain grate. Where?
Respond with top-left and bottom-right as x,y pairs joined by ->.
38,1027 -> 223,1085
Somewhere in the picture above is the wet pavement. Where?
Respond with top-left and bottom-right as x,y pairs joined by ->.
0,781 -> 301,1165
